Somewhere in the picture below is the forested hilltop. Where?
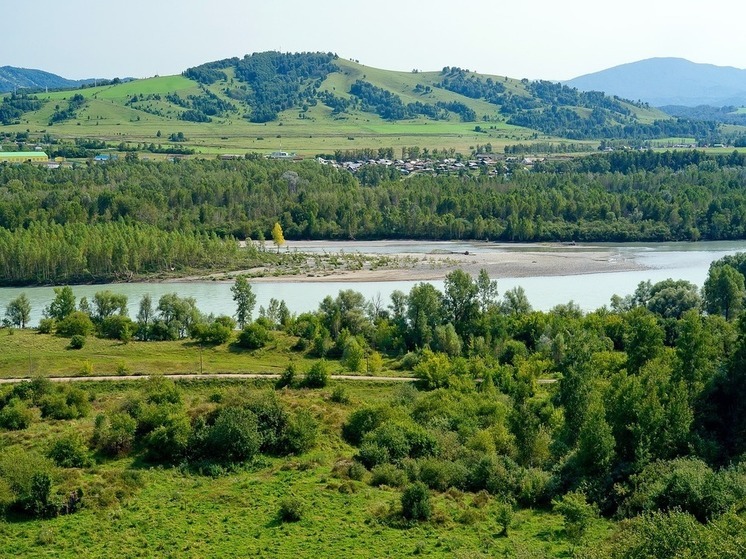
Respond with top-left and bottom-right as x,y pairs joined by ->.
2,51 -> 735,156
1,149 -> 746,284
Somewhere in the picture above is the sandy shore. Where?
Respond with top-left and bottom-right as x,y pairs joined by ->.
237,241 -> 648,283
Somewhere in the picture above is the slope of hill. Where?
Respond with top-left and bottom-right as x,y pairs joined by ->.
566,58 -> 746,107
0,66 -> 96,93
0,53 -> 723,155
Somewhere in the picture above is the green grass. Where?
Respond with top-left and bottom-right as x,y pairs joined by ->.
0,381 -> 611,558
0,328 -> 406,379
1,465 -> 603,558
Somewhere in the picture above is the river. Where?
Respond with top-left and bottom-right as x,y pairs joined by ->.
1,240 -> 745,326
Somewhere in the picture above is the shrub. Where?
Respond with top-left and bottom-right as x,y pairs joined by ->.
237,322 -> 270,349
204,407 -> 261,463
418,458 -> 468,492
192,318 -> 234,345
330,385 -> 350,404
92,412 -> 137,457
277,495 -> 305,522
496,501 -> 514,536
348,461 -> 367,481
47,432 -> 93,468
283,410 -> 318,455
39,386 -> 91,419
37,318 -> 54,334
69,334 -> 86,349
341,337 -> 365,372
357,442 -> 390,469
370,464 -> 407,487
143,414 -> 191,463
401,482 -> 431,521
342,406 -> 391,445
56,311 -> 94,338
99,315 -> 133,341
552,490 -> 598,543
275,362 -> 296,389
0,447 -> 57,518
303,360 -> 329,388
0,398 -> 35,430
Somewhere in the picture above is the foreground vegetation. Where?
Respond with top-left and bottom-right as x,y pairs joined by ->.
4,255 -> 746,556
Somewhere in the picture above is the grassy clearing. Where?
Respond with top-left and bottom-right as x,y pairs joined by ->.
0,328 -> 403,379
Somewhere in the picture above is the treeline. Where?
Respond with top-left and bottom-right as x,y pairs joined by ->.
5,154 -> 746,282
350,80 -> 444,121
0,221 -> 261,285
166,89 -> 235,122
503,142 -> 593,155
507,108 -> 718,141
48,94 -> 86,125
437,67 -> 506,103
661,104 -> 746,126
0,93 -> 44,125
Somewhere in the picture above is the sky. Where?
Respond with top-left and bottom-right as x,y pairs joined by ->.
3,0 -> 746,81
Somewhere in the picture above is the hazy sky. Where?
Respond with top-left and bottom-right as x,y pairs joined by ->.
3,0 -> 745,81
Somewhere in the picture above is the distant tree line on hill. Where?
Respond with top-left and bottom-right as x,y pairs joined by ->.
0,93 -> 44,125
437,67 -> 506,103
48,94 -> 86,125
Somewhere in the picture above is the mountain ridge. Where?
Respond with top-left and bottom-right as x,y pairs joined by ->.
565,58 -> 746,107
0,66 -> 100,93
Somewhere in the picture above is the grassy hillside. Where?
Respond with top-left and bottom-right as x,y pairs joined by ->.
0,53 -> 711,157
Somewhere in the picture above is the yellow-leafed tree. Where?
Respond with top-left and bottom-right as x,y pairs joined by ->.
271,222 -> 285,253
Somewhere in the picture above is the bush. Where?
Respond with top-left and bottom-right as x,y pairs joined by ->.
552,490 -> 598,543
283,410 -> 318,455
0,447 -> 57,518
38,386 -> 90,420
303,360 -> 329,388
0,398 -> 35,430
69,334 -> 86,349
275,362 -> 296,389
277,495 -> 305,522
237,322 -> 270,349
92,412 -> 137,457
401,482 -> 431,521
370,464 -> 407,487
204,407 -> 261,463
348,461 -> 367,481
99,315 -> 133,341
143,414 -> 191,463
342,406 -> 391,445
56,311 -> 94,338
47,432 -> 93,468
37,318 -> 54,334
330,385 -> 350,404
192,318 -> 234,345
418,458 -> 468,492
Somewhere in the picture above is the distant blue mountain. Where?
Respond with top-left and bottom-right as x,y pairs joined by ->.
565,58 -> 746,107
0,66 -> 96,93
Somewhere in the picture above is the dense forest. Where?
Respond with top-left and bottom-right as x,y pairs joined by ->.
3,255 -> 746,555
2,151 -> 746,283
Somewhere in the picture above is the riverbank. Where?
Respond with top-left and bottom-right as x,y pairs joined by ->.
202,240 -> 647,283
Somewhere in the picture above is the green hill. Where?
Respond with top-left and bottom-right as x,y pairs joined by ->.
0,52 -> 720,156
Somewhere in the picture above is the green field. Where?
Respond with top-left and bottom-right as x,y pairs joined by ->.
2,57 -> 670,157
0,329 -> 405,379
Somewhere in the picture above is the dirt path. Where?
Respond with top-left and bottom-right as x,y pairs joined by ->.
0,373 -> 556,385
